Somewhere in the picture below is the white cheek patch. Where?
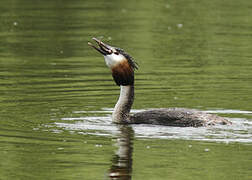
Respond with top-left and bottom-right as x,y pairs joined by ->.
104,54 -> 125,68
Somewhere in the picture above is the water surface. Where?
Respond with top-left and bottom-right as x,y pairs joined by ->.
0,0 -> 252,179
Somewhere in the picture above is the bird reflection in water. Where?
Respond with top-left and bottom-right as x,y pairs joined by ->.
109,125 -> 134,180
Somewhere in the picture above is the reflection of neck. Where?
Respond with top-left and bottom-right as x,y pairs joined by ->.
109,125 -> 134,179
112,85 -> 134,123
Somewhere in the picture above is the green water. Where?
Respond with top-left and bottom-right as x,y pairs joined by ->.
0,0 -> 252,179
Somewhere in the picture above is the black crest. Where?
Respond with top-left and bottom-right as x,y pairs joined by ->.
115,48 -> 139,70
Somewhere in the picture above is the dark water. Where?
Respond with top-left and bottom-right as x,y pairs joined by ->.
0,0 -> 252,179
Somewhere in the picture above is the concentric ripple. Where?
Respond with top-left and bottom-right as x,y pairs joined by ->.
54,108 -> 252,143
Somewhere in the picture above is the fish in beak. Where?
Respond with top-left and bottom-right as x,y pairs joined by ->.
88,37 -> 113,56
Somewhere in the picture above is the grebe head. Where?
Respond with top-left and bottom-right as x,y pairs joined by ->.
88,37 -> 138,86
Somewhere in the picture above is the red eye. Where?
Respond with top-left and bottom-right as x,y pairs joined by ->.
114,51 -> 119,55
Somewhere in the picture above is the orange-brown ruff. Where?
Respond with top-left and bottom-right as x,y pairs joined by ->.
88,37 -> 232,127
111,59 -> 135,86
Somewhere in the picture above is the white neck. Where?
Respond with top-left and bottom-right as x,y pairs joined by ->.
112,85 -> 134,123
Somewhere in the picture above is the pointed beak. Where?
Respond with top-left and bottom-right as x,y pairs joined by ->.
88,37 -> 113,55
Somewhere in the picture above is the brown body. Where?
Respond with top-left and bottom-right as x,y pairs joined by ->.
130,108 -> 231,127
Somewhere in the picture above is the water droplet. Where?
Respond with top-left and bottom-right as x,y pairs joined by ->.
177,24 -> 183,28
204,148 -> 210,152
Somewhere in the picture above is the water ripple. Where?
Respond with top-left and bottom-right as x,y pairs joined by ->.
54,108 -> 252,144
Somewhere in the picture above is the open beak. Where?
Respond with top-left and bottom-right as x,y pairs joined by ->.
88,37 -> 113,55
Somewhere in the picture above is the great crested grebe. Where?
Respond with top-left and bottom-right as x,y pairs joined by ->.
88,38 -> 231,127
